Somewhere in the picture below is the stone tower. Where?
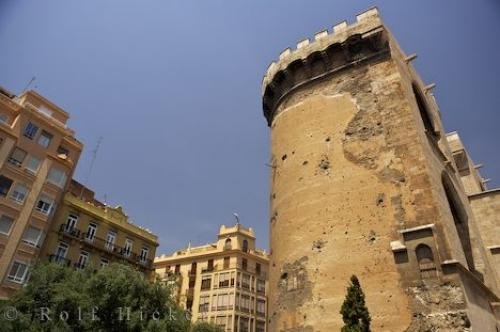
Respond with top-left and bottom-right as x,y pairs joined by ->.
261,8 -> 500,331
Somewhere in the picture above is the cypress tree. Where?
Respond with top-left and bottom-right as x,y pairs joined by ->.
340,275 -> 371,332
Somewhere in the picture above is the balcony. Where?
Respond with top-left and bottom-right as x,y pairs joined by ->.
59,224 -> 81,239
48,254 -> 71,267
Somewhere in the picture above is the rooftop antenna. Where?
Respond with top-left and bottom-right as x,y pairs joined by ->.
80,136 -> 103,199
21,76 -> 36,94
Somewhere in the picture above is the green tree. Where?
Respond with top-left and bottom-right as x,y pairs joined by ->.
0,262 -> 190,332
190,321 -> 224,332
340,275 -> 371,332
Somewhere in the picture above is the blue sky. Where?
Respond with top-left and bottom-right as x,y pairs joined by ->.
1,0 -> 499,254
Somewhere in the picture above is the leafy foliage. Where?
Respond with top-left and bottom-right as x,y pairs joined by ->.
340,275 -> 371,332
0,262 -> 219,332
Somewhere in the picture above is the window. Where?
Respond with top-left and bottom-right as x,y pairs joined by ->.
242,258 -> 247,271
23,122 -> 38,139
10,183 -> 28,204
241,274 -> 250,290
256,320 -> 266,332
224,238 -> 232,250
37,130 -> 53,148
47,168 -> 67,187
35,194 -> 55,215
0,215 -> 14,235
416,244 -> 437,279
123,239 -> 133,257
8,148 -> 27,167
219,272 -> 230,288
242,239 -> 249,252
25,156 -> 41,174
216,293 -> 231,310
207,259 -> 214,271
100,258 -> 109,268
201,276 -> 212,291
412,83 -> 438,140
0,175 -> 13,196
257,279 -> 266,295
85,223 -> 97,242
65,213 -> 78,230
76,251 -> 89,270
22,225 -> 42,247
7,261 -> 29,284
105,231 -> 116,251
257,299 -> 266,316
199,295 -> 210,313
54,242 -> 69,260
223,257 -> 230,269
174,264 -> 180,274
256,263 -> 261,275
139,247 -> 149,263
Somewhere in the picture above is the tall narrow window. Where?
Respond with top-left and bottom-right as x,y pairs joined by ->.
223,257 -> 230,269
54,242 -> 69,261
105,231 -> 116,251
85,223 -> 97,242
124,239 -> 133,257
65,213 -> 78,231
412,83 -> 439,140
242,239 -> 249,253
76,251 -> 89,270
224,238 -> 232,250
139,246 -> 149,264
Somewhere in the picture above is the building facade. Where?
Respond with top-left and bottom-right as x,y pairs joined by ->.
40,180 -> 159,277
447,132 -> 500,292
0,87 -> 82,299
261,7 -> 499,331
154,224 -> 268,332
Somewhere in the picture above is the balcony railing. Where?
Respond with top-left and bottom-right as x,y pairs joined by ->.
48,254 -> 71,267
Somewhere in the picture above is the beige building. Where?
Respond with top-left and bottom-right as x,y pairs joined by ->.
154,223 -> 268,332
0,87 -> 82,299
40,180 -> 159,278
447,132 -> 500,293
261,7 -> 499,331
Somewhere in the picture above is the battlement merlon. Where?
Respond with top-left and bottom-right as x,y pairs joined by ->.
261,7 -> 404,126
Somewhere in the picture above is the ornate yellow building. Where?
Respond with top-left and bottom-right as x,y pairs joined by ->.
0,87 -> 82,299
40,180 -> 159,277
154,223 -> 269,332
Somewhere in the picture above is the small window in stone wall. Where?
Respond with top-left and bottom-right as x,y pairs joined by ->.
415,244 -> 437,280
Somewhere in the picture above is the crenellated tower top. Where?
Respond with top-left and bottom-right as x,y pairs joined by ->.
261,7 -> 390,125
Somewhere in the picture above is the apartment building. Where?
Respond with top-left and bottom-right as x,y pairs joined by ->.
154,223 -> 268,332
40,180 -> 159,277
0,87 -> 82,298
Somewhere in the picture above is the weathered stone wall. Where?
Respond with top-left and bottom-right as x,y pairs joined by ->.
263,10 -> 499,331
470,190 -> 500,290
